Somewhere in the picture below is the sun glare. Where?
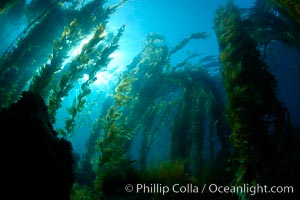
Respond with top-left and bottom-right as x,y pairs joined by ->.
61,34 -> 94,69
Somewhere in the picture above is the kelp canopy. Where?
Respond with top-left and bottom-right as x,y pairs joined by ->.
1,0 -> 300,200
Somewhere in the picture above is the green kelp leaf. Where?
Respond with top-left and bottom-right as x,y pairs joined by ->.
67,98 -> 77,115
65,118 -> 75,133
57,128 -> 67,137
78,99 -> 86,112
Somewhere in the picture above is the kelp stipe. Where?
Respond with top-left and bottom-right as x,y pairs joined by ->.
63,25 -> 125,138
91,68 -> 138,198
98,68 -> 137,169
28,0 -> 127,132
29,18 -> 80,98
214,1 -> 290,199
0,1 -> 52,109
47,23 -> 106,130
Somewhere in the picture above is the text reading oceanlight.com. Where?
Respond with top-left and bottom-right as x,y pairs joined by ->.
124,183 -> 294,196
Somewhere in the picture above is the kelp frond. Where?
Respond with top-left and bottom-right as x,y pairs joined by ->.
169,32 -> 208,56
214,0 -> 290,196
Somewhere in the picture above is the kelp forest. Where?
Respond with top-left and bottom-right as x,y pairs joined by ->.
0,0 -> 300,199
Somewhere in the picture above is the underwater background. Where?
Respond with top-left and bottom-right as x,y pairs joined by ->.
1,0 -> 300,199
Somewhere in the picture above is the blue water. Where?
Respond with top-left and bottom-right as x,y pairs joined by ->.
107,0 -> 255,68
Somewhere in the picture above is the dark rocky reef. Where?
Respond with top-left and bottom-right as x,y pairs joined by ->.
0,91 -> 74,200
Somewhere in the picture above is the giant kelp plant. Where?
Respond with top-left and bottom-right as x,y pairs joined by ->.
214,1 -> 299,199
0,0 -> 73,109
71,31 -> 231,199
0,0 -> 127,135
